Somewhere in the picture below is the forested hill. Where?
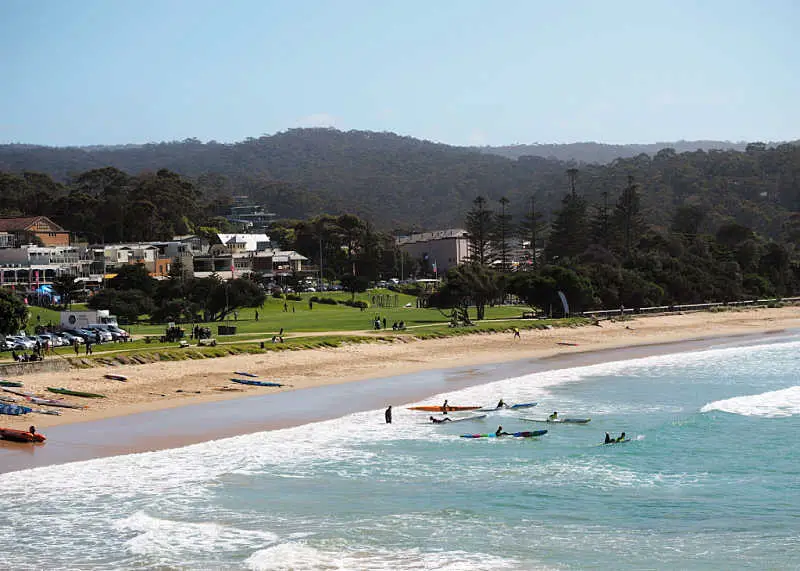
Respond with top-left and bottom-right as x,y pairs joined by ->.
481,140 -> 754,163
0,129 -> 799,237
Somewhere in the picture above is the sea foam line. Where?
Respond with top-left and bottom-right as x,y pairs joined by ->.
701,385 -> 800,418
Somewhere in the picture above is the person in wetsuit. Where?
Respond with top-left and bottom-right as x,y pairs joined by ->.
429,416 -> 452,424
548,411 -> 558,421
616,432 -> 627,442
495,426 -> 510,437
441,399 -> 449,415
496,399 -> 506,409
604,432 -> 612,444
385,406 -> 392,424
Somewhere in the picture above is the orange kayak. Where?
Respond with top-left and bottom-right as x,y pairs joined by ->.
0,428 -> 46,443
408,405 -> 481,412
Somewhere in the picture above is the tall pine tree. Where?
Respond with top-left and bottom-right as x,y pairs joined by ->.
544,170 -> 589,262
519,194 -> 547,269
609,175 -> 647,256
465,196 -> 494,266
490,196 -> 513,272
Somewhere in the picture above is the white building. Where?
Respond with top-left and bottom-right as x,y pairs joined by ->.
397,229 -> 469,275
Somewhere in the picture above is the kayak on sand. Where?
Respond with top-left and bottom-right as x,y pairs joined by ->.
47,387 -> 106,399
461,430 -> 548,439
231,378 -> 284,387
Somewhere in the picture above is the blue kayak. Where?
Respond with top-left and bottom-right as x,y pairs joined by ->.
0,403 -> 32,416
231,378 -> 284,387
461,430 -> 547,439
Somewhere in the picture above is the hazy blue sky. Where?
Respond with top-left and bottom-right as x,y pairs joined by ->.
1,0 -> 797,146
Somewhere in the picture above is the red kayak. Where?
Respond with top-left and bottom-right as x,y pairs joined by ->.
408,405 -> 481,412
0,428 -> 46,443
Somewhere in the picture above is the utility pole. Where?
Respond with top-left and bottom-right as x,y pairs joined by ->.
529,195 -> 537,269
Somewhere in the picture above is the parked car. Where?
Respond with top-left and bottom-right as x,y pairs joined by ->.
87,327 -> 113,343
93,323 -> 129,341
58,331 -> 84,345
107,324 -> 129,340
64,329 -> 98,343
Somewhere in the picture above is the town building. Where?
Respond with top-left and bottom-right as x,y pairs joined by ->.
217,233 -> 271,252
0,245 -> 95,291
397,229 -> 469,275
0,216 -> 70,247
225,195 -> 277,233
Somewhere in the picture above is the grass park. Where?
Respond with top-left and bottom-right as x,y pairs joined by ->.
11,290 -> 587,367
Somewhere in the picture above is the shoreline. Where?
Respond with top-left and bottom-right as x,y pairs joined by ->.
2,307 -> 800,472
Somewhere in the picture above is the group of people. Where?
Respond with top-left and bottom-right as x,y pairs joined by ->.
11,350 -> 44,362
604,432 -> 627,443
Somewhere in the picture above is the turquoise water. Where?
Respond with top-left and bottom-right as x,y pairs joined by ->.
2,336 -> 800,570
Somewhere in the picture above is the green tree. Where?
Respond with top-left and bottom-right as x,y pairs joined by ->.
51,274 -> 81,309
609,175 -> 647,256
518,194 -> 547,269
0,290 -> 28,335
545,193 -> 589,262
107,263 -> 157,295
465,196 -> 494,266
87,289 -> 154,324
433,263 -> 498,321
490,196 -> 513,272
341,274 -> 370,300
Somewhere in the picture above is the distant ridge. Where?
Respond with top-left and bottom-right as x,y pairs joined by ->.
480,140 -> 757,163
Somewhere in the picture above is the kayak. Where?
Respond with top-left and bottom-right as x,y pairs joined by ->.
234,371 -> 259,378
231,378 -> 284,387
478,402 -> 538,411
427,414 -> 487,424
0,428 -> 45,443
0,380 -> 23,387
522,417 -> 591,424
47,387 -> 106,399
1,387 -> 35,397
0,403 -> 32,416
461,430 -> 548,439
104,374 -> 128,382
408,405 -> 482,412
27,396 -> 84,409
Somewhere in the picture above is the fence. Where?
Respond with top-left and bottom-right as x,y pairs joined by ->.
581,297 -> 800,318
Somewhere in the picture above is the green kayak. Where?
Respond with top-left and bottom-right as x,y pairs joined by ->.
0,380 -> 23,387
47,387 -> 106,399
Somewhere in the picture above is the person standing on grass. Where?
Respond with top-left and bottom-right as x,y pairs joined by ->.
255,310 -> 259,321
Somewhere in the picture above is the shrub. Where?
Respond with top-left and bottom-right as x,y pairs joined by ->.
272,292 -> 283,299
317,297 -> 338,305
286,294 -> 302,301
343,299 -> 369,309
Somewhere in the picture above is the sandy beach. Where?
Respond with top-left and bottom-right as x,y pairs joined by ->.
3,306 -> 800,433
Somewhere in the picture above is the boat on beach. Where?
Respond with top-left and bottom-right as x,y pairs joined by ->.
103,374 -> 128,382
0,427 -> 46,443
0,380 -> 23,387
234,371 -> 259,378
230,378 -> 284,387
27,396 -> 84,409
47,387 -> 106,399
0,403 -> 32,416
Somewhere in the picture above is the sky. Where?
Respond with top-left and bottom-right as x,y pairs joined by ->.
1,0 -> 798,147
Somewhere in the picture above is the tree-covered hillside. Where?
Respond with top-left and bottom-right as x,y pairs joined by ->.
0,130 -> 799,238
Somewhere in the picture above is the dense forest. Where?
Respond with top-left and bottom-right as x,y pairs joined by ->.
1,130 -> 799,240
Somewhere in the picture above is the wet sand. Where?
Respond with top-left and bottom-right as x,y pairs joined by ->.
1,307 -> 799,472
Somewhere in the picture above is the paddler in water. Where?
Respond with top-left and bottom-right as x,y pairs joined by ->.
548,411 -> 558,421
495,426 -> 510,437
604,432 -> 612,444
441,399 -> 449,415
29,425 -> 36,436
616,432 -> 626,442
496,399 -> 506,409
385,406 -> 392,424
429,416 -> 452,424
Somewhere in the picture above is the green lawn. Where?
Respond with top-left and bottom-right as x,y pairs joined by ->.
5,291 -> 553,364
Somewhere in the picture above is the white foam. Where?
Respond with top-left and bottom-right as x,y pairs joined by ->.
701,385 -> 800,418
115,511 -> 278,556
244,542 -> 525,571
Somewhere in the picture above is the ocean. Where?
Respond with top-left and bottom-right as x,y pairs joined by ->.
1,334 -> 799,570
